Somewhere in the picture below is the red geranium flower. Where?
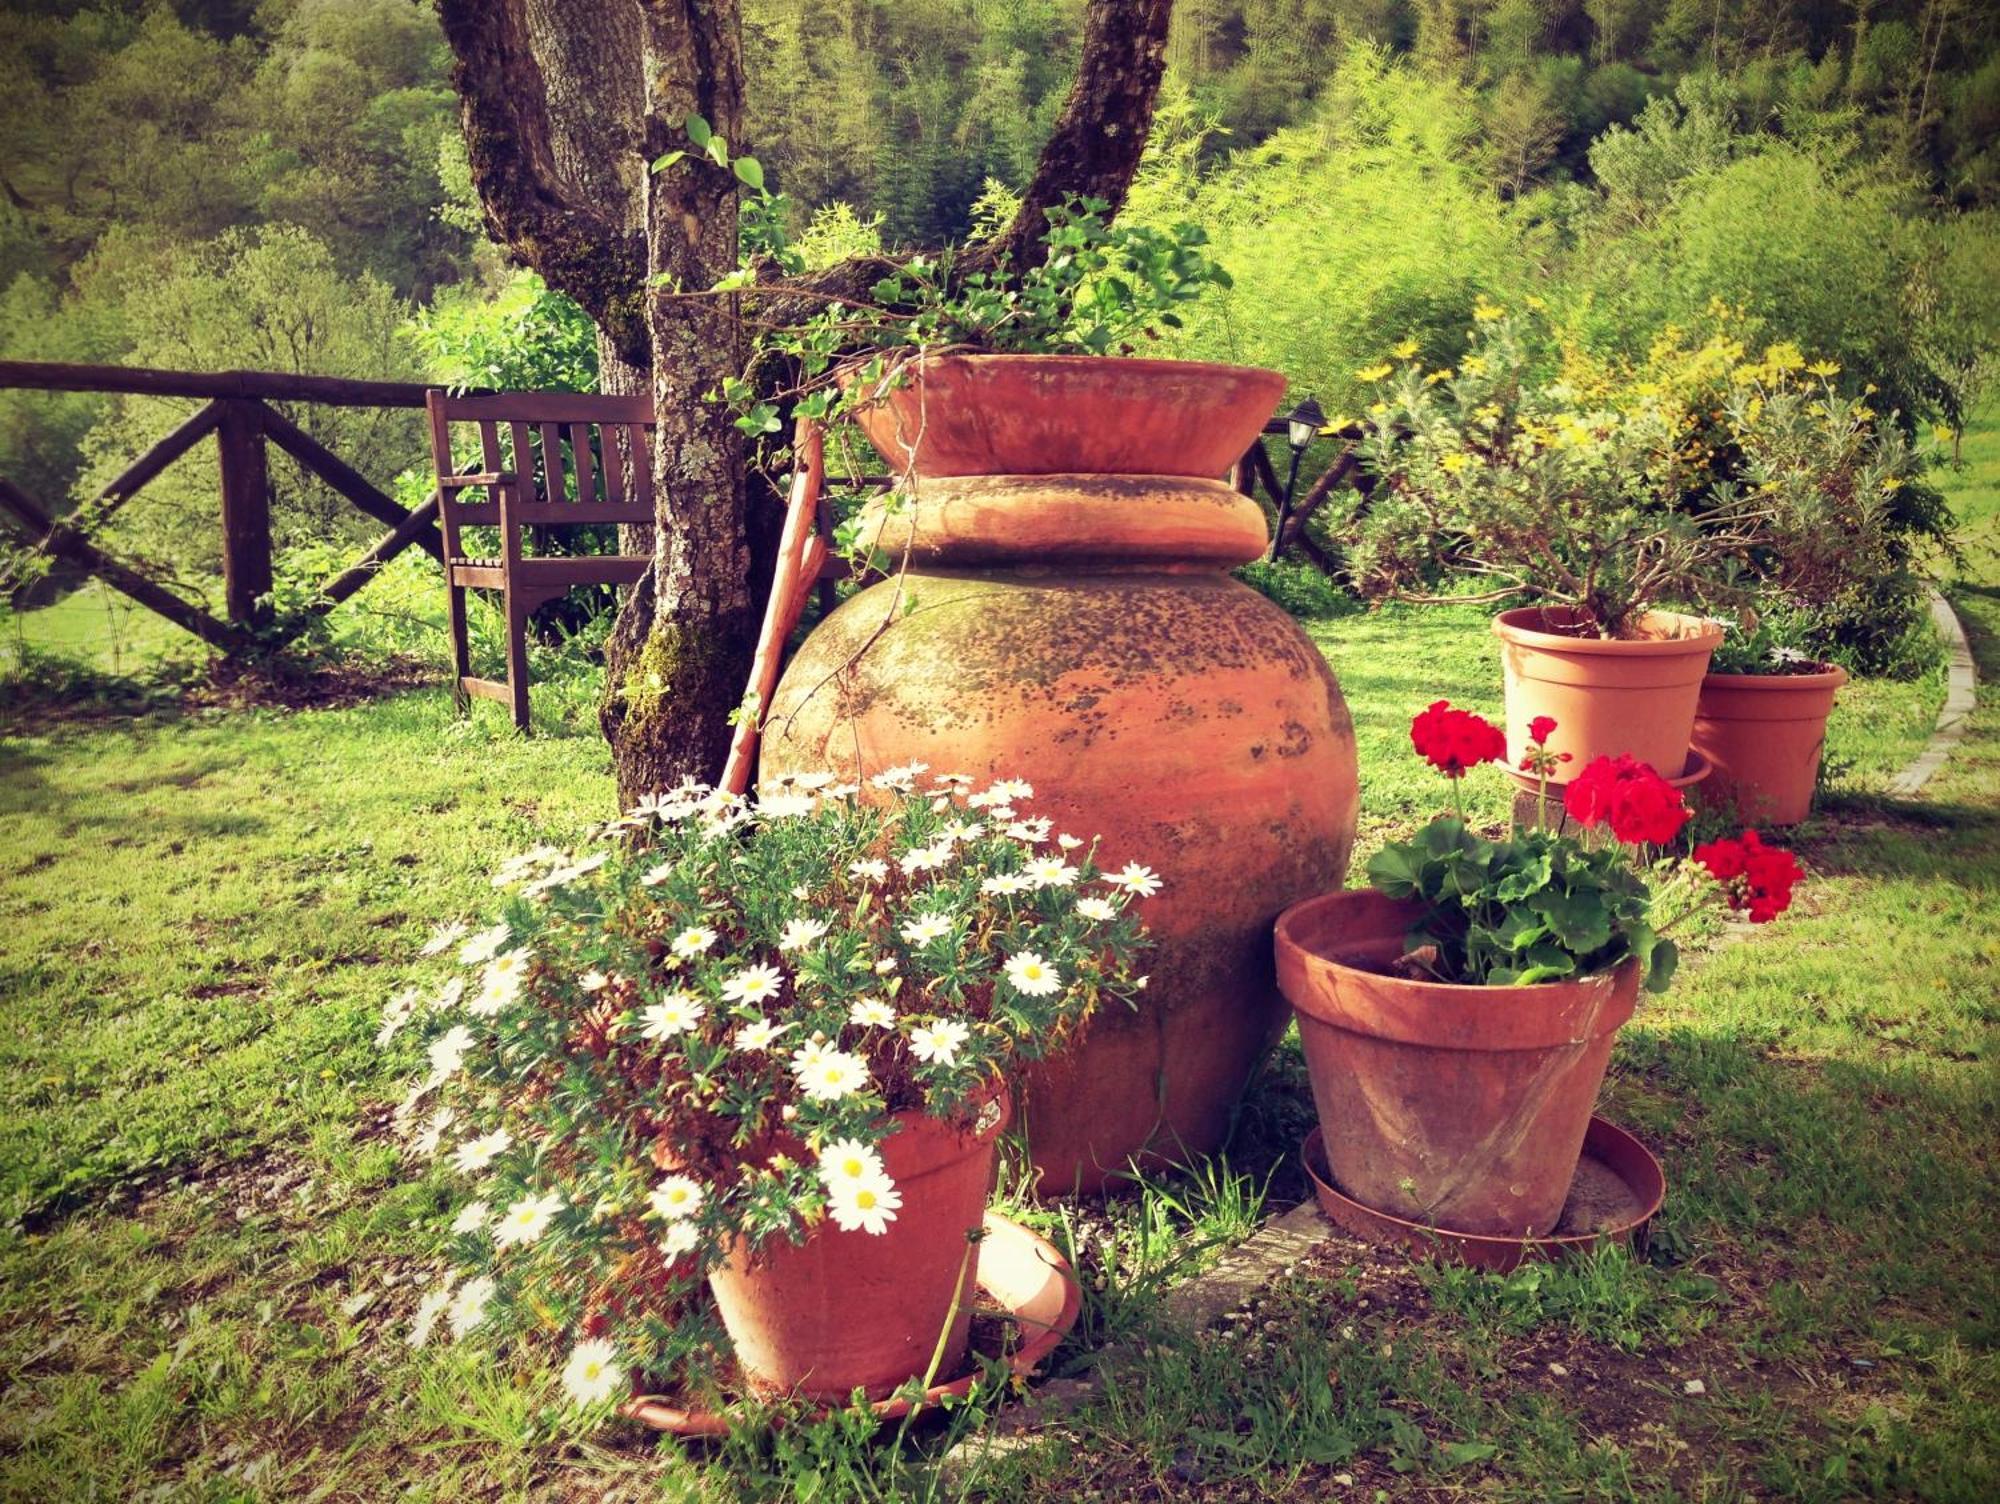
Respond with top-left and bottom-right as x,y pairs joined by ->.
1693,830 -> 1802,921
1410,700 -> 1507,779
1562,754 -> 1690,846
1528,715 -> 1558,745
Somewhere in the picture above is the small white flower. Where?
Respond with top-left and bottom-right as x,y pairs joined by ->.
734,1017 -> 790,1052
790,1047 -> 871,1102
907,1018 -> 971,1066
458,923 -> 511,966
721,963 -> 786,1005
432,977 -> 465,1012
427,1025 -> 476,1081
934,772 -> 974,789
490,845 -> 561,887
899,911 -> 955,946
1003,951 -> 1062,997
790,771 -> 836,791
411,1106 -> 454,1157
1108,862 -> 1163,898
940,820 -> 985,844
493,1191 -> 563,1249
420,920 -> 468,957
848,858 -> 889,883
777,917 -> 830,952
1008,817 -> 1054,844
639,992 -> 706,1039
848,997 -> 897,1028
869,761 -> 928,791
756,792 -> 816,819
640,863 -> 675,887
1134,974 -> 1149,990
524,852 -> 608,895
408,1284 -> 452,1347
1075,896 -> 1119,922
659,1220 -> 703,1259
561,1338 -> 624,1407
826,1177 -> 902,1235
671,925 -> 718,958
898,843 -> 952,875
579,969 -> 610,993
376,986 -> 420,1047
447,1275 -> 495,1339
873,955 -> 898,974
981,871 -> 1032,896
990,778 -> 1033,801
451,1128 -> 513,1174
817,1138 -> 887,1186
1057,833 -> 1083,850
648,1175 -> 704,1221
1027,857 -> 1078,889
825,781 -> 861,799
451,1200 -> 491,1237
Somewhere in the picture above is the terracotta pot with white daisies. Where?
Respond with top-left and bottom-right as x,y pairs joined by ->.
386,772 -> 1154,1414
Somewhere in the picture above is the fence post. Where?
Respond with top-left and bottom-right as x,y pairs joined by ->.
215,398 -> 272,628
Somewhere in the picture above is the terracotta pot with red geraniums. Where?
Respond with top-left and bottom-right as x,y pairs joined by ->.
1494,606 -> 1723,776
383,778 -> 1154,1423
1275,705 -> 1803,1241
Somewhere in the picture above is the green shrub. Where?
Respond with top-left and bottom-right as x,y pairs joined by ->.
1233,558 -> 1354,619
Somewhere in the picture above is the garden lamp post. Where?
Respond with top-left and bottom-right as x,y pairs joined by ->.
1268,395 -> 1324,563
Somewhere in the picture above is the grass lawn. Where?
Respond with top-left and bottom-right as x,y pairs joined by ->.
0,418 -> 1993,1500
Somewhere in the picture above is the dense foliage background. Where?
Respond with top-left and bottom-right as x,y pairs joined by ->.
1,0 -> 1996,592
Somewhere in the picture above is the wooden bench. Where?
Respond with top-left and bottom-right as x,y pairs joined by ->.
423,390 -> 654,731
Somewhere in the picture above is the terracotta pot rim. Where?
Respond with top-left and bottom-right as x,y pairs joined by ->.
841,350 -> 1287,386
1494,605 -> 1724,655
1504,747 -> 1712,795
1700,664 -> 1850,690
1275,888 -> 1637,1003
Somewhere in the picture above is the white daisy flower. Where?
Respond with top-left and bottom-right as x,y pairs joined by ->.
451,1128 -> 513,1175
648,1175 -> 704,1220
899,842 -> 954,875
825,782 -> 861,799
907,1018 -> 971,1066
659,1220 -> 703,1259
848,858 -> 889,883
721,963 -> 785,1005
427,1025 -> 476,1081
981,871 -> 1032,896
458,923 -> 511,966
626,792 -> 673,822
898,912 -> 954,946
420,920 -> 468,957
1008,817 -> 1054,843
447,1274 -> 495,1339
777,917 -> 830,952
491,845 -> 562,887
848,998 -> 897,1028
450,1200 -> 491,1237
1027,856 -> 1078,888
869,761 -> 928,791
561,1338 -> 623,1407
990,779 -> 1033,802
411,1107 -> 454,1157
873,956 -> 898,974
756,792 -> 816,819
1108,862 -> 1163,898
493,1191 -> 563,1250
941,820 -> 985,843
826,1177 -> 902,1235
791,771 -> 837,791
407,1284 -> 452,1347
376,987 -> 420,1048
433,977 -> 466,1012
1075,896 -> 1119,922
790,1047 -> 871,1102
934,772 -> 974,789
671,925 -> 718,958
817,1138 -> 887,1186
734,1018 -> 790,1052
1003,951 -> 1063,997
1057,833 -> 1083,850
579,969 -> 611,993
640,863 -> 676,887
639,992 -> 706,1039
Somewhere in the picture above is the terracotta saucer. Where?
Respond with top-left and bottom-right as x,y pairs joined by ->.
1302,1116 -> 1667,1273
622,1212 -> 1081,1436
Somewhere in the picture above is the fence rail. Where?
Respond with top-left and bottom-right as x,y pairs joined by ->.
0,360 -> 451,656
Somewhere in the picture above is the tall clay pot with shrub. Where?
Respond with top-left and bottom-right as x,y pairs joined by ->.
1275,702 -> 1803,1238
1691,625 -> 1849,825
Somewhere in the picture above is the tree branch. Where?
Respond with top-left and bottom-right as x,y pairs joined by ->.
436,0 -> 651,365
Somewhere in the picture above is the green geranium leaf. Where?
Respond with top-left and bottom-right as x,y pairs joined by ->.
1366,843 -> 1426,899
1534,888 -> 1611,951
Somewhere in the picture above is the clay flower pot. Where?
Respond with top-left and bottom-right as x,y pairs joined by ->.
766,354 -> 1360,1195
1273,889 -> 1639,1239
1494,606 -> 1723,777
1691,664 -> 1848,825
706,1093 -> 1009,1402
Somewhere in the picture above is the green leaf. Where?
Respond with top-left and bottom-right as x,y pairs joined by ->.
1439,1441 -> 1498,1468
650,150 -> 686,174
1366,843 -> 1426,899
1643,936 -> 1679,993
705,137 -> 728,167
684,114 -> 712,148
733,155 -> 765,191
1533,888 -> 1611,951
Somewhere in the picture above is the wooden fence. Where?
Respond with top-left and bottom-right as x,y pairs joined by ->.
0,360 -> 450,655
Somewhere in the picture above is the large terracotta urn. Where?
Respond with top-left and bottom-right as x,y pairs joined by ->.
761,355 -> 1360,1195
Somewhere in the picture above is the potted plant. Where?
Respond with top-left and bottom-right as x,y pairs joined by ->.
1693,616 -> 1848,825
1274,702 -> 1801,1239
713,181 -> 1361,1195
389,771 -> 1153,1414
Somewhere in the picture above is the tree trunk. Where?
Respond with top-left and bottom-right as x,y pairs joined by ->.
440,0 -> 1179,808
